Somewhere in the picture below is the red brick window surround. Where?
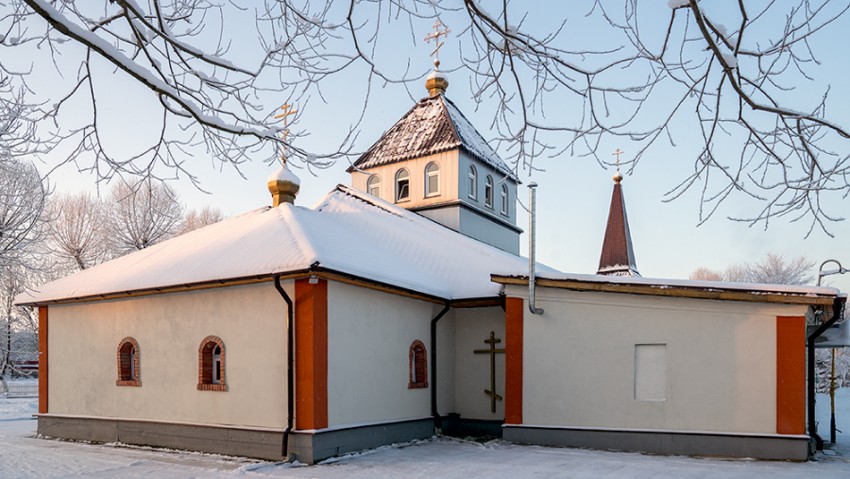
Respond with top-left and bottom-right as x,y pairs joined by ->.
116,337 -> 140,387
408,340 -> 428,389
198,335 -> 227,391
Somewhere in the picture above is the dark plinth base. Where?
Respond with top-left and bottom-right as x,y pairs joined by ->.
503,424 -> 809,461
38,415 -> 434,464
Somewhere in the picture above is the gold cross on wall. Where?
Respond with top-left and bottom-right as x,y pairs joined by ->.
473,331 -> 506,414
274,103 -> 298,163
424,19 -> 450,66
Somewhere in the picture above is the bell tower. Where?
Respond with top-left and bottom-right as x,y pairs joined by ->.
347,21 -> 521,254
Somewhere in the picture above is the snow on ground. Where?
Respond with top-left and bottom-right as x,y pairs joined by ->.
1,391 -> 850,478
817,387 -> 850,457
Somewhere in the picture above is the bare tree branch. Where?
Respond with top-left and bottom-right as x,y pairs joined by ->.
0,0 -> 847,232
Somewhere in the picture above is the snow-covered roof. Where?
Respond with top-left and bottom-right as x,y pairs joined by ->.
348,95 -> 518,181
17,185 -> 556,305
492,271 -> 841,305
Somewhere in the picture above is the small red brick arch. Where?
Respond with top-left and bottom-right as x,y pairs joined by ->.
116,337 -> 140,387
197,335 -> 227,391
408,340 -> 428,389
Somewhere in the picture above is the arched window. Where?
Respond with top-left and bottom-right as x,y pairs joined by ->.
408,340 -> 428,389
467,165 -> 478,200
395,169 -> 410,202
500,184 -> 509,215
484,175 -> 494,208
367,174 -> 381,197
198,336 -> 227,391
425,162 -> 440,197
116,337 -> 140,387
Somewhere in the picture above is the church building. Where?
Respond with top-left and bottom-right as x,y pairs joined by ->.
18,45 -> 845,464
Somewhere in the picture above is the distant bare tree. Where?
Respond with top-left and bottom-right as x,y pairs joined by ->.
0,75 -> 46,162
108,179 -> 183,254
0,91 -> 47,385
0,158 -> 47,269
688,263 -> 747,283
177,206 -> 224,236
688,266 -> 722,282
0,264 -> 37,381
46,192 -> 110,270
689,253 -> 814,285
1,81 -> 47,270
745,253 -> 815,286
1,1 -> 848,233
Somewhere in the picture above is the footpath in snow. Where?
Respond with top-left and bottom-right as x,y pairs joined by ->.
0,391 -> 849,478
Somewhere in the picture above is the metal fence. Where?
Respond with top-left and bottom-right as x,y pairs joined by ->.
2,379 -> 38,398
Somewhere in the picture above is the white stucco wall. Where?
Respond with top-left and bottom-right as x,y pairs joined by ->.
453,307 -> 506,420
504,285 -> 808,434
437,310 -> 456,415
47,282 -> 290,428
326,282 -> 445,427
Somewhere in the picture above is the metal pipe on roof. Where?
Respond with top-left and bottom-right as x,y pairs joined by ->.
818,260 -> 848,286
528,183 -> 543,315
273,275 -> 295,460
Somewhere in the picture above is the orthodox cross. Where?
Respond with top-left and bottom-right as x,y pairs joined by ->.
424,19 -> 450,67
612,148 -> 624,183
612,148 -> 624,174
274,103 -> 298,164
473,331 -> 506,413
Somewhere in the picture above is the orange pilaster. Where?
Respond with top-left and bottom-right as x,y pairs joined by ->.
505,297 -> 524,424
295,278 -> 328,430
776,315 -> 806,435
38,306 -> 48,414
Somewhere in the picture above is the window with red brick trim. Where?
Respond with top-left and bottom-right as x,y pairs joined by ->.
198,336 -> 227,391
408,340 -> 428,389
116,337 -> 140,387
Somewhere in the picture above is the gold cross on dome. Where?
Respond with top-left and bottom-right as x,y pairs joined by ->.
274,103 -> 298,163
424,19 -> 450,66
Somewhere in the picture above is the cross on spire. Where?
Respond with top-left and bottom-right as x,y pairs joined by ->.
424,19 -> 450,68
274,103 -> 298,164
612,148 -> 624,183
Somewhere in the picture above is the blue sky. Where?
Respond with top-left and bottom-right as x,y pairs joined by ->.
30,1 -> 850,291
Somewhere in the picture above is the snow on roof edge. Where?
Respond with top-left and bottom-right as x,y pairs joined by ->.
492,271 -> 841,298
18,184 -> 542,306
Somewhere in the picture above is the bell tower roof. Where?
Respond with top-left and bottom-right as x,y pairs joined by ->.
597,149 -> 639,277
346,95 -> 517,181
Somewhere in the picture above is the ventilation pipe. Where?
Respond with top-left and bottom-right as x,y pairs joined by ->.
528,183 -> 544,315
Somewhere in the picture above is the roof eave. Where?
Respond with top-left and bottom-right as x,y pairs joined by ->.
491,274 -> 838,306
21,260 -> 502,309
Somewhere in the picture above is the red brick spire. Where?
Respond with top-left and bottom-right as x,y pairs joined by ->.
597,150 -> 639,276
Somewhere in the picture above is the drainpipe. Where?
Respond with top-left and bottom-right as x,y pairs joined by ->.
528,183 -> 543,315
430,302 -> 451,432
273,275 -> 295,459
807,296 -> 844,452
